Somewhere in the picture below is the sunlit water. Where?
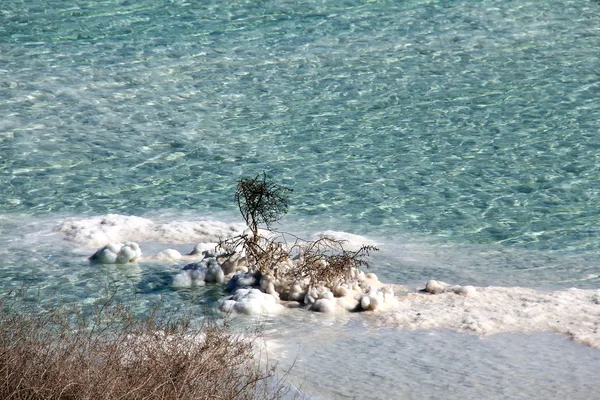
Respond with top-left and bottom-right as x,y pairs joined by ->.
2,0 -> 600,398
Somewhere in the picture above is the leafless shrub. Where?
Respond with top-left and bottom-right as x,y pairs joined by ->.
219,173 -> 293,276
235,172 -> 292,239
220,232 -> 290,276
221,173 -> 378,294
289,238 -> 379,288
0,290 -> 287,400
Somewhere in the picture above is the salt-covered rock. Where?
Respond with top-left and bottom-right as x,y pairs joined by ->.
336,293 -> 361,311
90,242 -> 142,264
425,280 -> 450,294
204,259 -> 225,284
172,263 -> 206,288
189,242 -> 218,258
286,282 -> 307,302
172,271 -> 201,288
154,248 -> 182,261
358,285 -> 396,311
334,284 -> 351,297
226,271 -> 261,292
454,285 -> 477,296
219,288 -> 283,315
311,298 -> 336,313
360,295 -> 371,310
172,259 -> 224,288
303,287 -> 320,305
219,254 -> 248,275
425,280 -> 477,296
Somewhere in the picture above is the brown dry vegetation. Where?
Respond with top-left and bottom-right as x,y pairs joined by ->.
289,238 -> 378,288
0,291 -> 286,400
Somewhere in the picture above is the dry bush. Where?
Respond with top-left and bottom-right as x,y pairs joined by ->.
0,291 -> 286,400
289,238 -> 379,288
222,173 -> 378,289
219,173 -> 293,276
220,233 -> 290,276
235,172 -> 292,239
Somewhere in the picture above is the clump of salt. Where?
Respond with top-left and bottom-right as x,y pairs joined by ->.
172,258 -> 225,287
89,242 -> 142,264
220,288 -> 284,315
425,280 -> 476,296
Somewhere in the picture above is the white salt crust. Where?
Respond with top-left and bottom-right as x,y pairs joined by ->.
172,258 -> 226,287
220,288 -> 284,315
380,282 -> 600,349
58,214 -> 245,247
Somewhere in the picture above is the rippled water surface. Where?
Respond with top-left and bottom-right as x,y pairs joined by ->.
2,0 -> 600,398
3,0 -> 600,249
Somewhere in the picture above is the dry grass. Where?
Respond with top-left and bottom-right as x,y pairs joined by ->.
0,291 -> 286,400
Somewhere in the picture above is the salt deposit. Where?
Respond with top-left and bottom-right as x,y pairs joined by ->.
58,214 -> 245,248
64,215 -> 600,349
152,248 -> 183,262
220,288 -> 284,315
78,218 -> 597,349
189,242 -> 219,257
227,271 -> 261,292
358,285 -> 397,311
425,279 -> 477,296
172,258 -> 225,287
89,242 -> 142,264
380,283 -> 600,349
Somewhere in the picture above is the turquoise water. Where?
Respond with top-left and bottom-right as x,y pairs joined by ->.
2,0 -> 600,398
3,0 -> 599,249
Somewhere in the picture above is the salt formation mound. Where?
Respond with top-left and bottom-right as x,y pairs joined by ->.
152,248 -> 183,261
172,259 -> 225,287
227,272 -> 260,292
89,242 -> 142,264
425,280 -> 476,296
168,237 -> 395,315
292,271 -> 396,313
220,288 -> 284,315
71,215 -> 394,316
58,214 -> 245,247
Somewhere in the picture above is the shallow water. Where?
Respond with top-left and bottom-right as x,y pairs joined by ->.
2,0 -> 600,398
271,325 -> 600,400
